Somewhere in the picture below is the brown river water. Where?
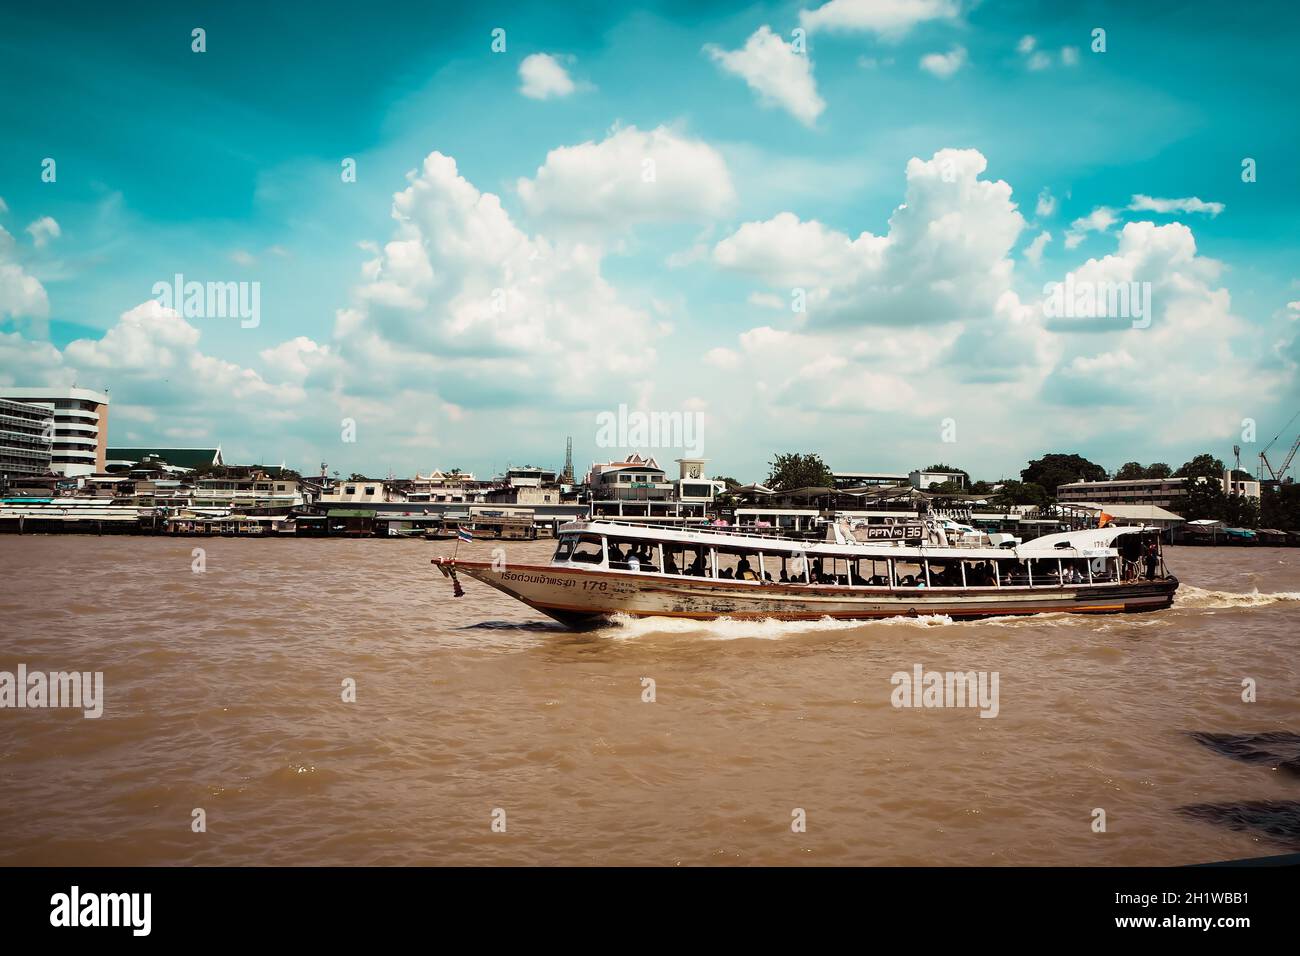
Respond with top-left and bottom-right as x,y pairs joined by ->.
0,537 -> 1297,866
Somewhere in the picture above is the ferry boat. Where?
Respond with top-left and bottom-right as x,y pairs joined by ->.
432,516 -> 1178,628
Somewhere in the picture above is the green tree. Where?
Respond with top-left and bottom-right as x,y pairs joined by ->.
1021,453 -> 1107,498
1145,462 -> 1172,479
1261,484 -> 1300,532
969,480 -> 992,495
991,480 -> 1049,508
1175,454 -> 1225,481
923,463 -> 970,484
1115,461 -> 1146,480
767,453 -> 834,492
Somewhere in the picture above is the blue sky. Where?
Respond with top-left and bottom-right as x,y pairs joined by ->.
1,0 -> 1297,481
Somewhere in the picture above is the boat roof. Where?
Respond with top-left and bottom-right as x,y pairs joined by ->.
564,519 -> 1147,560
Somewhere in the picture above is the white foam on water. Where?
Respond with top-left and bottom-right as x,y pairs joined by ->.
1174,585 -> 1300,610
600,612 -> 957,641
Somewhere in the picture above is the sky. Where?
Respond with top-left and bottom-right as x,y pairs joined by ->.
1,0 -> 1298,482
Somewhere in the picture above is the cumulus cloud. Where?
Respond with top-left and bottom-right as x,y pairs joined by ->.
713,148 -> 1026,327
0,225 -> 50,320
1018,35 -> 1077,71
25,216 -> 60,248
518,53 -> 579,100
919,45 -> 967,78
1064,206 -> 1118,249
333,149 -> 662,407
705,26 -> 826,127
1039,221 -> 1285,438
1128,194 -> 1225,217
801,0 -> 961,40
1024,230 -> 1051,266
1035,187 -> 1057,218
517,124 -> 734,234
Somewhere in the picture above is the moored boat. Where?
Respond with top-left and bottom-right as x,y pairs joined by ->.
433,516 -> 1178,629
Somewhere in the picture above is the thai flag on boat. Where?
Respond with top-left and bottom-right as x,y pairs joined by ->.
457,526 -> 473,543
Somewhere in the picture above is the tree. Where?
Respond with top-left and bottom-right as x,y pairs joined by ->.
348,473 -> 369,481
1175,454 -> 1224,481
991,480 -> 1049,508
711,475 -> 742,489
1261,484 -> 1300,532
923,463 -> 970,484
1179,476 -> 1226,521
969,480 -> 992,495
1021,453 -> 1107,498
1145,462 -> 1172,479
767,453 -> 834,492
1115,461 -> 1146,480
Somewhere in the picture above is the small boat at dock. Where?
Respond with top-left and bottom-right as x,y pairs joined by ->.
433,516 -> 1178,629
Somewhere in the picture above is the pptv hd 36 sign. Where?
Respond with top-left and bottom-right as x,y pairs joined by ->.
863,524 -> 925,542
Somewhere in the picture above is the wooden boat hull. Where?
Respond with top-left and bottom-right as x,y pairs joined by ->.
437,560 -> 1179,629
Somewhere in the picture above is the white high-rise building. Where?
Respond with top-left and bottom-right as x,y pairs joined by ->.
0,386 -> 110,477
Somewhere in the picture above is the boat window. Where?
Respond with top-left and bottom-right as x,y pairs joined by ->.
714,548 -> 762,582
666,545 -> 710,577
1003,561 -> 1030,586
553,535 -> 577,561
854,558 -> 889,586
894,559 -> 927,588
607,536 -> 659,572
924,562 -> 969,587
963,560 -> 996,587
566,534 -> 605,564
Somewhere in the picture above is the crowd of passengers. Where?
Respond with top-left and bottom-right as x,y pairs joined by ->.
588,543 -> 1117,587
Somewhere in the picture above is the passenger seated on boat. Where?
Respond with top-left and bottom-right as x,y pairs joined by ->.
900,574 -> 917,587
779,569 -> 789,583
664,552 -> 680,575
736,556 -> 754,580
720,567 -> 734,579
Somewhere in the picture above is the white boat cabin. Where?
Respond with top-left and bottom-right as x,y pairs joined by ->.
550,519 -> 1166,589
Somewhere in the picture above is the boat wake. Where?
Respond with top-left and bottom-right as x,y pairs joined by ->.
1174,585 -> 1300,610
600,612 -> 957,641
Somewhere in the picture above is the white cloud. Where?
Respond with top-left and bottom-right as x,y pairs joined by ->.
801,0 -> 961,40
25,216 -> 60,248
518,53 -> 579,100
231,249 -> 256,266
1064,206 -> 1118,249
713,148 -> 1026,327
1035,187 -> 1057,218
333,149 -> 662,408
705,26 -> 826,127
258,336 -> 333,384
704,347 -> 741,369
0,331 -> 69,386
0,197 -> 8,214
1128,194 -> 1225,217
1025,230 -> 1051,266
0,225 -> 50,320
1019,36 -> 1076,71
919,45 -> 967,78
517,124 -> 734,234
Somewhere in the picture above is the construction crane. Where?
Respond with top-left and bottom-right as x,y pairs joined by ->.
1258,410 -> 1300,482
